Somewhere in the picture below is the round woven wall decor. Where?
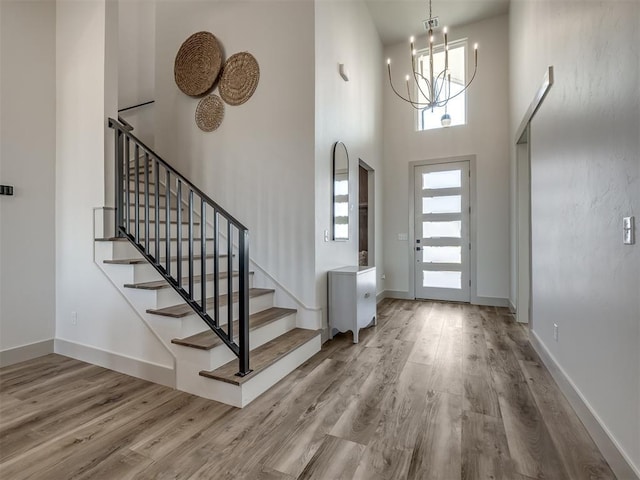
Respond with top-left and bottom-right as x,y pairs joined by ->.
195,94 -> 225,132
174,32 -> 222,97
219,52 -> 260,106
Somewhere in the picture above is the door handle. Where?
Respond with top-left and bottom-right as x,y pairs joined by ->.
416,247 -> 421,251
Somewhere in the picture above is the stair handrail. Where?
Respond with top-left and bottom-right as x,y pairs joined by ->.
109,117 -> 251,377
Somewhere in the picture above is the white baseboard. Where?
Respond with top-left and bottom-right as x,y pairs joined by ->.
382,290 -> 412,300
377,291 -> 509,308
472,296 -> 510,308
529,331 -> 640,480
54,338 -> 176,388
0,339 -> 54,367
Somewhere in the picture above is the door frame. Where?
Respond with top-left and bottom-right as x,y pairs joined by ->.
358,159 -> 375,266
409,154 -> 477,301
516,126 -> 532,324
513,65 -> 554,328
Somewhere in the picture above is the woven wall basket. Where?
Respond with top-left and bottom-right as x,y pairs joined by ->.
219,52 -> 260,106
195,94 -> 224,132
174,32 -> 222,97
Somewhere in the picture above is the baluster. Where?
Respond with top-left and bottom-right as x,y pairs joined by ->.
123,132 -> 129,235
238,227 -> 250,375
115,128 -> 125,236
201,200 -> 207,314
154,158 -> 160,261
188,189 -> 194,297
165,170 -> 171,276
227,221 -> 233,342
144,151 -> 150,253
176,179 -> 182,287
134,143 -> 140,241
214,211 -> 220,328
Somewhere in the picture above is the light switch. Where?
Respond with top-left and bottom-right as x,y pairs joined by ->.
397,233 -> 408,241
623,216 -> 635,245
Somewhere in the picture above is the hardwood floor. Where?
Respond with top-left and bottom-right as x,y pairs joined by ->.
0,300 -> 616,479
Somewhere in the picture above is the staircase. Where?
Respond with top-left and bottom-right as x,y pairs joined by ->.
95,118 -> 321,407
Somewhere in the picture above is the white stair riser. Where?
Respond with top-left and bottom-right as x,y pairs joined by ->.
176,334 -> 321,408
175,311 -> 296,370
123,221 -> 212,239
179,292 -> 274,337
128,238 -> 221,258
128,206 -> 182,222
130,274 -> 254,309
97,239 -> 139,259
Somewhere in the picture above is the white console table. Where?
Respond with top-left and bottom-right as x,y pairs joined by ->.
328,266 -> 376,343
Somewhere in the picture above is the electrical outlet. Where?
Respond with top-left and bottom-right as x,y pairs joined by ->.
553,323 -> 558,341
381,273 -> 386,280
71,311 -> 78,326
323,230 -> 329,242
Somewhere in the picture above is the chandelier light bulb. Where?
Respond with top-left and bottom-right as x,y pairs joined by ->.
385,0 -> 478,113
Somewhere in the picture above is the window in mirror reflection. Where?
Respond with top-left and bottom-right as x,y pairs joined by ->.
333,141 -> 350,240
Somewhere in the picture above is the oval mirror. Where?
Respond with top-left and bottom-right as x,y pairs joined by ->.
332,141 -> 349,241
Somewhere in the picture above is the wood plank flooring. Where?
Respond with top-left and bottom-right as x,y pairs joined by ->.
0,300 -> 615,479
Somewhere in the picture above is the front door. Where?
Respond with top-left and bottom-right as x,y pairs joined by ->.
414,161 -> 470,302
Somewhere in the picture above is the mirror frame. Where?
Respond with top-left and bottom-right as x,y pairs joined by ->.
332,141 -> 350,241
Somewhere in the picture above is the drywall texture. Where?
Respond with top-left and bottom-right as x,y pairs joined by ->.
314,0 -> 384,324
510,0 -> 640,475
154,1 -> 317,309
55,0 -> 173,372
0,1 -> 56,356
382,14 -> 510,300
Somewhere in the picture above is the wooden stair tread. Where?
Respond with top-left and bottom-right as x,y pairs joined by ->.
124,271 -> 252,290
146,288 -> 274,318
171,307 -> 297,350
104,253 -> 223,265
199,328 -> 320,385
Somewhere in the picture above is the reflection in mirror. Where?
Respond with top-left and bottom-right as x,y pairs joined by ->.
333,141 -> 349,241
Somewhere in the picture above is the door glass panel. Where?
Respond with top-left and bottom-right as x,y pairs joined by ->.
334,223 -> 348,239
334,202 -> 349,217
422,246 -> 462,264
423,221 -> 461,238
422,170 -> 461,189
422,195 -> 461,214
423,271 -> 462,289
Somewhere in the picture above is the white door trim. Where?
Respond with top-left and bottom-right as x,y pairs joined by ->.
408,155 -> 477,301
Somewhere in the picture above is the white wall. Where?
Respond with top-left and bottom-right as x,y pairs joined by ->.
55,0 -> 173,373
382,14 -> 510,302
314,0 -> 384,327
154,1 -> 317,309
0,1 -> 56,363
510,1 -> 640,476
118,0 -> 155,147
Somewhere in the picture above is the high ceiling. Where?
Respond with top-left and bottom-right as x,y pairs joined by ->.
365,0 -> 510,46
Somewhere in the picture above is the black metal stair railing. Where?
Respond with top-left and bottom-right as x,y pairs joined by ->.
109,118 -> 251,376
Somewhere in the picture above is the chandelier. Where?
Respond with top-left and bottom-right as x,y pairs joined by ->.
386,0 -> 478,126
